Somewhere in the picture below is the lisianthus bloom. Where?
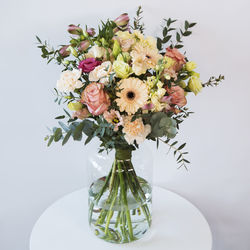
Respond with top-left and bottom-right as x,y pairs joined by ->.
103,109 -> 123,131
113,55 -> 132,79
59,45 -> 70,57
116,78 -> 148,115
78,58 -> 101,73
78,40 -> 90,52
86,28 -> 95,36
131,43 -> 162,75
122,116 -> 151,144
68,24 -> 82,35
72,108 -> 90,120
165,47 -> 186,71
188,76 -> 202,95
56,69 -> 83,92
114,13 -> 130,31
67,102 -> 83,111
81,82 -> 110,115
185,61 -> 197,72
89,61 -> 113,84
166,85 -> 187,107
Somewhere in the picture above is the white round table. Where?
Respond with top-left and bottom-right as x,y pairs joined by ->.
30,186 -> 212,250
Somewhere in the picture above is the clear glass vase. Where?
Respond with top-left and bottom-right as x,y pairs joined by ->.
87,145 -> 153,243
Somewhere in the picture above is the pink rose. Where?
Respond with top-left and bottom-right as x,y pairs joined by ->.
166,85 -> 187,107
165,47 -> 186,71
81,83 -> 110,115
78,58 -> 101,73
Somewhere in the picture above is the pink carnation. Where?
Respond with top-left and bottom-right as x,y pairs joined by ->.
165,47 -> 186,71
165,85 -> 187,107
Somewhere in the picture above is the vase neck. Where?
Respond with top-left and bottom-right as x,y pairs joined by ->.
115,148 -> 132,161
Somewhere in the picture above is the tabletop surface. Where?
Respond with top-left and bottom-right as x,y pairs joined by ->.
30,186 -> 212,250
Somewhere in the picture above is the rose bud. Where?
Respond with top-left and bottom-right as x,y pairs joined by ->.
59,45 -> 70,57
86,28 -> 96,36
68,24 -> 83,35
78,40 -> 90,52
114,13 -> 129,28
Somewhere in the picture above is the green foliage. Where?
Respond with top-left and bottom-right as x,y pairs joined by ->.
157,18 -> 176,51
160,138 -> 190,170
149,112 -> 177,138
132,6 -> 145,33
202,75 -> 225,87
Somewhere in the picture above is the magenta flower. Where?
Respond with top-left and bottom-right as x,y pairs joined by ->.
78,58 -> 102,73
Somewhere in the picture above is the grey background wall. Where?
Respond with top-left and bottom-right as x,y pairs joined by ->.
1,0 -> 250,249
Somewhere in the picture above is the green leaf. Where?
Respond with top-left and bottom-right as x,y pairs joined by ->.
58,121 -> 69,132
163,27 -> 168,37
183,31 -> 192,36
175,44 -> 183,49
62,130 -> 72,146
54,128 -> 62,142
55,115 -> 65,119
185,21 -> 189,30
176,32 -> 181,42
63,108 -> 71,118
189,22 -> 197,28
84,135 -> 93,145
157,38 -> 162,50
36,35 -> 42,43
178,143 -> 186,150
162,35 -> 171,43
73,122 -> 84,141
47,135 -> 54,146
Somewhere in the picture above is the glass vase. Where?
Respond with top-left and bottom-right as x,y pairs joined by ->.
87,145 -> 153,243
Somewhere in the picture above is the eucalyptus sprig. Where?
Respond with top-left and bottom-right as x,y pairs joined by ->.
132,6 -> 145,33
159,138 -> 190,170
202,75 -> 225,87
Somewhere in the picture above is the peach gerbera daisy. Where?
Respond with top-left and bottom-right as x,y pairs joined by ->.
116,78 -> 148,115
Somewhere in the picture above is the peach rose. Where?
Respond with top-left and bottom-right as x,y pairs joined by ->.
166,85 -> 187,107
81,83 -> 110,116
165,47 -> 186,71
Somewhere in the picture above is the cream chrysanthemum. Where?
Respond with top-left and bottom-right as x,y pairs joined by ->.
123,116 -> 151,144
131,43 -> 162,75
116,78 -> 148,115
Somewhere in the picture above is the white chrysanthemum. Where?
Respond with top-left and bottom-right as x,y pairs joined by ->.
123,116 -> 151,144
56,69 -> 83,92
89,61 -> 113,84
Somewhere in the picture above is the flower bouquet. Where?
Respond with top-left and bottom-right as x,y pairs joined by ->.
37,6 -> 224,244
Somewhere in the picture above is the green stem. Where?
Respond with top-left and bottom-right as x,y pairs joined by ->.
117,162 -> 134,241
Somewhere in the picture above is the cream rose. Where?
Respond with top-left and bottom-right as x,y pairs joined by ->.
56,69 -> 83,92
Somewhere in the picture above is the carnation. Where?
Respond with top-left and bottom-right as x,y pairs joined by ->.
56,69 -> 83,92
123,116 -> 151,144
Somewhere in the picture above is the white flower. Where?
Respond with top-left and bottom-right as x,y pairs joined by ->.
86,45 -> 106,58
122,116 -> 151,144
56,69 -> 83,92
89,61 -> 113,84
